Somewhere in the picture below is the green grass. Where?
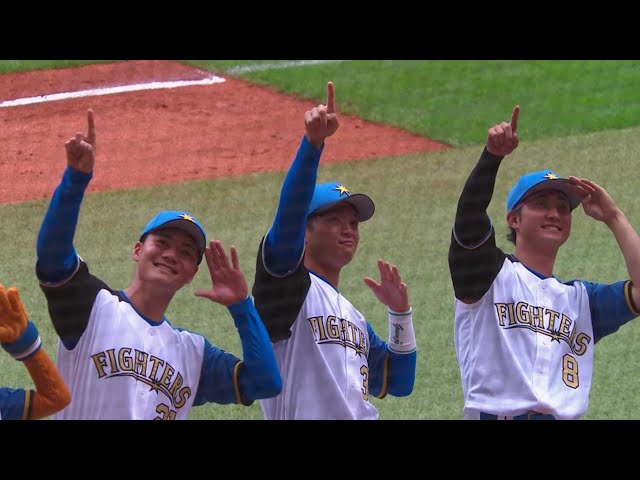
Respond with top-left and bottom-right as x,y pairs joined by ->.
3,125 -> 640,419
0,60 -> 116,74
184,60 -> 640,146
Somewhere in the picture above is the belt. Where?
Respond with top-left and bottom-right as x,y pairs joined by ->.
480,411 -> 555,420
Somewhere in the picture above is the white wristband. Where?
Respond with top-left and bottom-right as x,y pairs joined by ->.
388,307 -> 416,353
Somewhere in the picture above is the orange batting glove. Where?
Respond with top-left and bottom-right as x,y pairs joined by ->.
0,285 -> 41,361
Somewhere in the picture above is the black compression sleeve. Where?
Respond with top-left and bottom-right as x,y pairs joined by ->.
453,147 -> 504,246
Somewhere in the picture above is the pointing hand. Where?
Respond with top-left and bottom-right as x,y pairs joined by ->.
65,109 -> 96,174
305,81 -> 340,148
487,105 -> 519,157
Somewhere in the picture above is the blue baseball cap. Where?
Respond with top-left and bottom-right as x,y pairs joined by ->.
140,210 -> 207,264
506,169 -> 582,213
307,182 -> 375,222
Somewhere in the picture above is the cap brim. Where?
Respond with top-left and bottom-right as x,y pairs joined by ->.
149,219 -> 206,261
519,179 -> 584,211
312,193 -> 375,222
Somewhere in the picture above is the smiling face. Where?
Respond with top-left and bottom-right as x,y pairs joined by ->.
305,202 -> 360,277
507,189 -> 573,253
132,227 -> 199,294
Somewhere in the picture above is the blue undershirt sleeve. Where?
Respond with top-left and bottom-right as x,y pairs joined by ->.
367,323 -> 416,398
36,166 -> 92,284
0,387 -> 26,420
194,297 -> 281,405
264,136 -> 323,275
233,297 -> 282,401
581,280 -> 639,342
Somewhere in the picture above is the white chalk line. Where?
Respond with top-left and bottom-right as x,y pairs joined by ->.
0,75 -> 226,108
0,60 -> 344,108
227,60 -> 346,74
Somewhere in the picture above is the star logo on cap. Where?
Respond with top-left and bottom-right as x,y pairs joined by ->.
180,213 -> 196,223
544,173 -> 559,180
334,185 -> 350,197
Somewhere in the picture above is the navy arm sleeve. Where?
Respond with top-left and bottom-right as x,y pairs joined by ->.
0,388 -> 28,420
582,280 -> 640,343
448,147 -> 506,301
367,323 -> 416,398
193,297 -> 281,406
264,135 -> 323,275
36,166 -> 92,284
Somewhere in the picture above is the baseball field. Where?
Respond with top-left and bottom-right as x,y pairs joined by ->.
2,60 -> 640,419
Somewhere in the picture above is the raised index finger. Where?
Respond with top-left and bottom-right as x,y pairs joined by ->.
326,81 -> 336,114
87,109 -> 96,147
510,105 -> 520,133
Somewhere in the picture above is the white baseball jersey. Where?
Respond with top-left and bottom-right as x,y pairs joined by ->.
254,240 -> 382,420
450,230 -> 639,420
40,259 -> 246,420
53,288 -> 204,420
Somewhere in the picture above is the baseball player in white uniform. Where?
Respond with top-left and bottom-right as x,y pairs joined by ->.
252,82 -> 417,420
35,109 -> 281,419
448,105 -> 640,420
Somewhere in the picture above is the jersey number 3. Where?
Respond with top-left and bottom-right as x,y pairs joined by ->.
360,365 -> 369,401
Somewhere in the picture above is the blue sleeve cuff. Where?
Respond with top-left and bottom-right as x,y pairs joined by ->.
227,296 -> 252,316
387,350 -> 416,397
300,134 -> 325,153
1,321 -> 42,361
64,165 -> 93,189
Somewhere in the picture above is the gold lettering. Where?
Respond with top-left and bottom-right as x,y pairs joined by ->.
327,316 -> 340,339
174,387 -> 192,409
506,303 -> 516,325
530,306 -> 544,328
569,323 -> 578,345
495,303 -> 510,326
119,347 -> 133,371
159,363 -> 175,389
106,349 -> 119,374
307,316 -> 321,340
148,356 -> 164,382
547,310 -> 560,332
91,352 -> 108,378
348,322 -> 358,344
169,372 -> 184,397
339,318 -> 348,341
134,350 -> 149,376
316,316 -> 327,340
558,313 -> 572,336
574,333 -> 591,356
516,302 -> 531,325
